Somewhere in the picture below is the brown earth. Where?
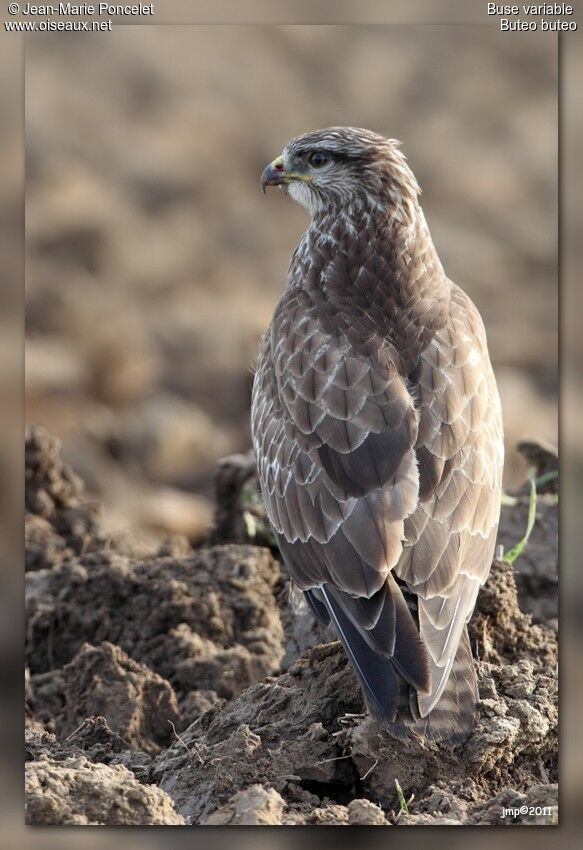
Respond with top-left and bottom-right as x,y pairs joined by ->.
25,427 -> 558,826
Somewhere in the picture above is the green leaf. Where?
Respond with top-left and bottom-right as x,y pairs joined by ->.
242,511 -> 257,539
395,778 -> 409,815
533,470 -> 558,490
502,475 -> 537,565
501,491 -> 518,507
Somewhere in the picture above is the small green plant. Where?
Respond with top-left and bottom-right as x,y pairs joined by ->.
240,484 -> 277,547
532,470 -> 558,490
501,492 -> 518,507
502,474 -> 537,565
242,511 -> 258,539
394,778 -> 409,815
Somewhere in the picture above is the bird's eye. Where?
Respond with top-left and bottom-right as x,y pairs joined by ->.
308,151 -> 329,168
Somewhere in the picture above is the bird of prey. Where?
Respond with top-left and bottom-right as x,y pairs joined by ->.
252,127 -> 503,741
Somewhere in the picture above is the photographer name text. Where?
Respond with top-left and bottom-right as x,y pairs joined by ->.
16,3 -> 154,14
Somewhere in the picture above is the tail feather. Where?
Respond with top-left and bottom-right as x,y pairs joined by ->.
304,588 -> 331,625
314,582 -> 477,742
307,582 -> 478,743
388,626 -> 478,743
320,585 -> 401,720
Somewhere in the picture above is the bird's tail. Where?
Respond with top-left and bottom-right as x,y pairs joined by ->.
312,584 -> 477,743
317,580 -> 430,725
385,626 -> 478,743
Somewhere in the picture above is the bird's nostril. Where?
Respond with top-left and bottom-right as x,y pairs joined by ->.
274,162 -> 284,172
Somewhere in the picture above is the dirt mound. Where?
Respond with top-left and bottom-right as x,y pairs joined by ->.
25,431 -> 558,825
25,425 -> 110,571
26,545 -> 284,702
497,496 -> 558,628
26,754 -> 184,825
152,617 -> 557,825
32,642 -> 181,752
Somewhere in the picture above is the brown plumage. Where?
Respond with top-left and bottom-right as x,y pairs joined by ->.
252,127 -> 503,741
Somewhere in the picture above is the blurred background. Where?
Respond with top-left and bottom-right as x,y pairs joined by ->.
24,25 -> 558,548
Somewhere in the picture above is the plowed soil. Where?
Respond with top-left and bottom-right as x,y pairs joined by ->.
25,427 -> 558,826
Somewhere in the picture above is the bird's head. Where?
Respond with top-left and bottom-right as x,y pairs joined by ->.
260,127 -> 421,221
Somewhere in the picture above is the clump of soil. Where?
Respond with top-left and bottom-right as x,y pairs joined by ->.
25,431 -> 558,826
25,425 -> 110,571
497,496 -> 558,628
26,754 -> 184,825
499,440 -> 558,627
26,544 -> 284,715
30,642 -> 181,752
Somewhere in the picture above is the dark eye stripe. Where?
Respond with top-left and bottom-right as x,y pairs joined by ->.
292,147 -> 362,164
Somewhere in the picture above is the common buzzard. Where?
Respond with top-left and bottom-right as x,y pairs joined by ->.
252,127 -> 503,741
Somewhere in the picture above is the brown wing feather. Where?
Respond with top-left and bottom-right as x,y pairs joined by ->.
252,285 -> 419,554
252,286 -> 429,696
396,284 -> 503,717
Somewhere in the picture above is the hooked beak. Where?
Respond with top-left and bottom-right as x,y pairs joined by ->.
260,155 -> 286,193
260,154 -> 313,194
